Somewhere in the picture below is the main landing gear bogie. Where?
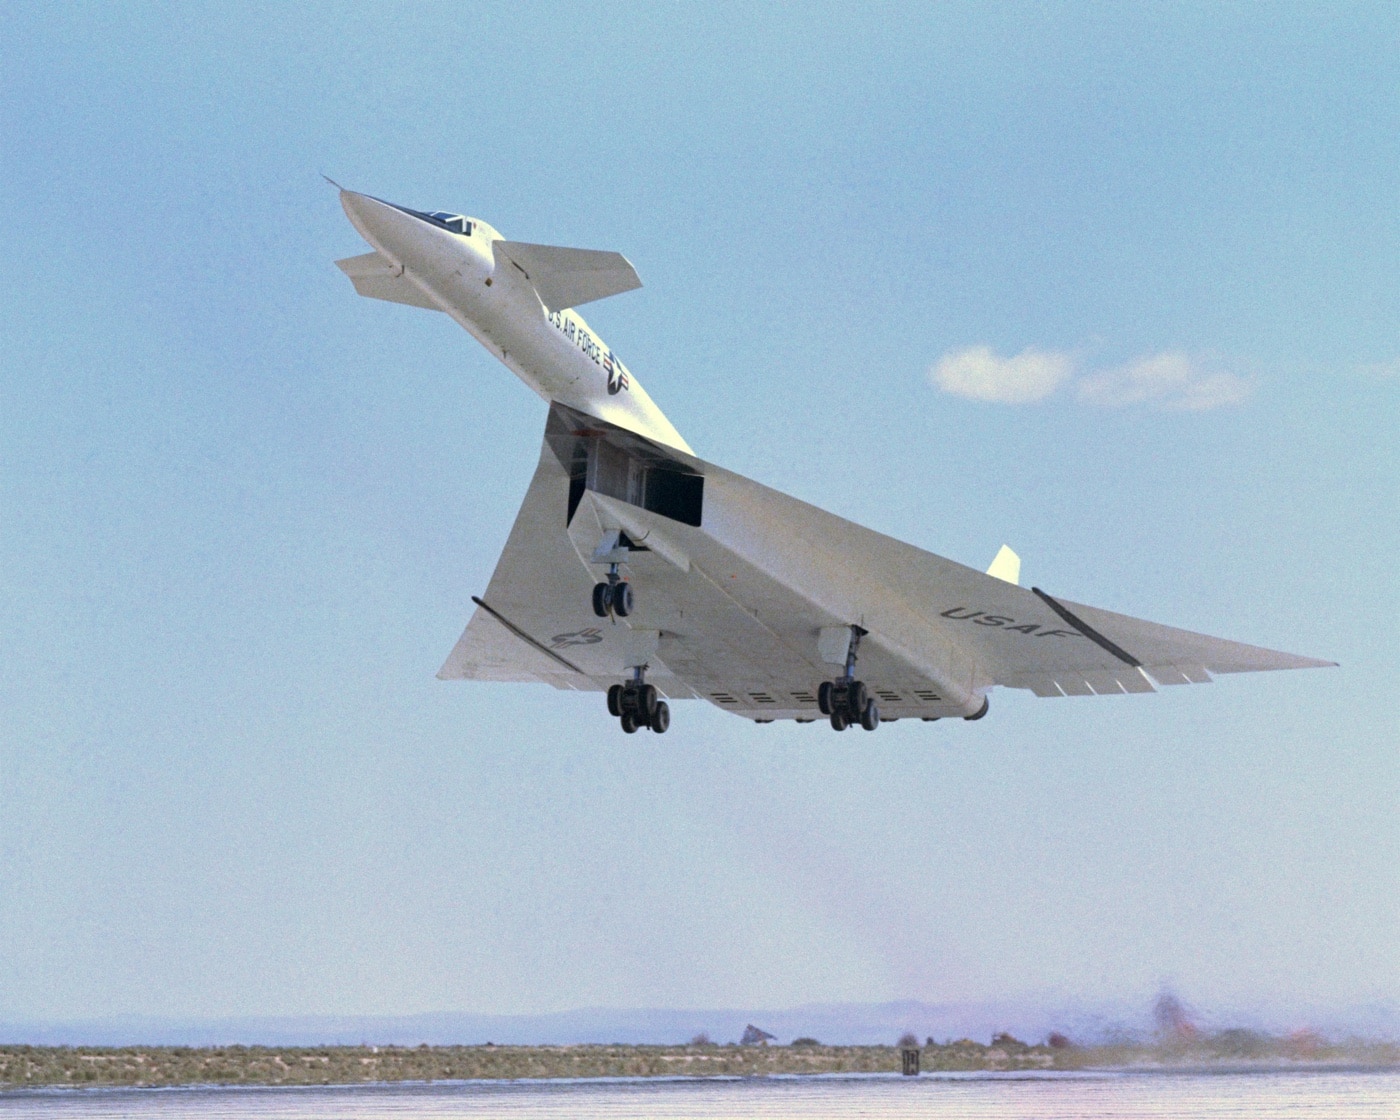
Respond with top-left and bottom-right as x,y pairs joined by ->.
818,625 -> 880,732
609,675 -> 668,734
819,677 -> 880,732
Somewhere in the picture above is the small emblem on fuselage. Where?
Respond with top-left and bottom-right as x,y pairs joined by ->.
603,351 -> 630,395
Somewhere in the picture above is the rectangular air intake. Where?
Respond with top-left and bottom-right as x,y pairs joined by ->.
558,429 -> 704,527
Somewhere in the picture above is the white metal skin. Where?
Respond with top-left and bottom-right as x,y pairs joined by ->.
337,189 -> 1335,728
339,191 -> 691,454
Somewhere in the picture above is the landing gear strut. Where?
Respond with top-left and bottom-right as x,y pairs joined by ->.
608,665 -> 668,734
816,626 -> 879,731
592,562 -> 634,619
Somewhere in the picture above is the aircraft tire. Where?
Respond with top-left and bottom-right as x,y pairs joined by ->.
963,696 -> 990,721
849,681 -> 868,715
620,712 -> 639,733
613,582 -> 634,617
607,683 -> 623,717
817,682 -> 833,715
830,710 -> 849,732
650,701 -> 670,733
592,582 -> 612,617
860,700 -> 880,731
639,684 -> 658,718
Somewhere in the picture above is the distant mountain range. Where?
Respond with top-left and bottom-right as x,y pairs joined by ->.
2,997 -> 1396,1048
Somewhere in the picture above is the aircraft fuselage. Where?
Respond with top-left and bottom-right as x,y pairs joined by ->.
335,188 -> 1333,734
339,191 -> 691,453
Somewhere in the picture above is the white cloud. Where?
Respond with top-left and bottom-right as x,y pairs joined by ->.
930,344 -> 1256,411
930,345 -> 1075,403
1075,351 -> 1253,411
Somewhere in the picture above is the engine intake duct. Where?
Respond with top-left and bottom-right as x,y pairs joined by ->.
547,404 -> 704,527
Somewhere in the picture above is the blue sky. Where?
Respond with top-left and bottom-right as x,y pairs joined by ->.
1,4 -> 1395,1025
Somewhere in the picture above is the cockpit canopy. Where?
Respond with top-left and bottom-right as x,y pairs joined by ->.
428,211 -> 473,235
380,197 -> 478,237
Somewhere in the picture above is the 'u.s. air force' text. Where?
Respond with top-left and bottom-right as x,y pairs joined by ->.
547,309 -> 630,394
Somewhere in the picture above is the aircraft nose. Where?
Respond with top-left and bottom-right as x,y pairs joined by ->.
339,189 -> 417,255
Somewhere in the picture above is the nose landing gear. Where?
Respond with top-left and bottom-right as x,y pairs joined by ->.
592,562 -> 634,618
608,667 -> 669,733
816,626 -> 879,731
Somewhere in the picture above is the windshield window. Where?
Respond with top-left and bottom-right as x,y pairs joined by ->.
429,212 -> 472,235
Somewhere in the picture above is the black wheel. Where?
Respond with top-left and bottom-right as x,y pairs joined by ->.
613,581 -> 634,617
963,696 -> 989,721
830,709 -> 849,731
817,681 -> 833,715
620,711 -> 638,733
860,699 -> 880,731
849,681 -> 867,714
592,582 -> 612,617
639,683 -> 658,718
607,683 -> 623,717
649,701 -> 670,733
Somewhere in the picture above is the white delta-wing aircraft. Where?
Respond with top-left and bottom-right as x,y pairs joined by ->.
335,188 -> 1333,734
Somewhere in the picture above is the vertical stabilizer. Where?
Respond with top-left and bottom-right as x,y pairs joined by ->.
987,545 -> 1021,585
